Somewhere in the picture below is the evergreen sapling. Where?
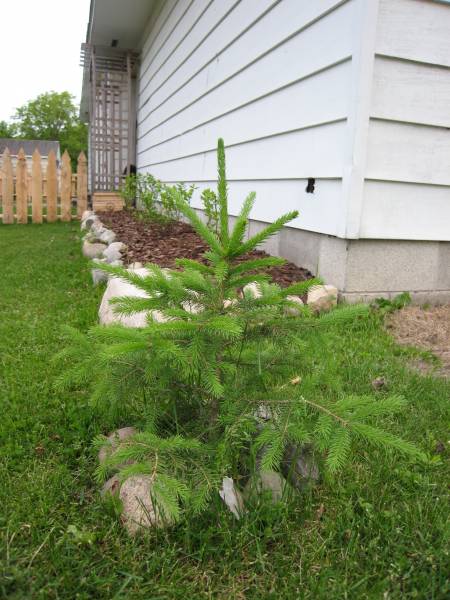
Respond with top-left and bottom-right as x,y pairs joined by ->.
58,139 -> 426,524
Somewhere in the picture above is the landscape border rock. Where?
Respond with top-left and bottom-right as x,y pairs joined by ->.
82,240 -> 108,259
80,210 -> 128,283
307,284 -> 338,313
244,469 -> 287,504
119,475 -> 173,535
98,426 -> 137,465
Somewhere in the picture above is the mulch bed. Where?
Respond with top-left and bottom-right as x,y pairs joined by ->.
100,210 -> 312,288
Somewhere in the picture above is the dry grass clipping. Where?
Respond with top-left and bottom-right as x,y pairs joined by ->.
387,305 -> 450,377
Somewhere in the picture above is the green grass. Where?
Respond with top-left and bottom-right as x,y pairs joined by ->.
0,223 -> 449,599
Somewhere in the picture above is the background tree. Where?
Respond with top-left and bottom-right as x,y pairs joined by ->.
0,120 -> 17,138
12,91 -> 87,167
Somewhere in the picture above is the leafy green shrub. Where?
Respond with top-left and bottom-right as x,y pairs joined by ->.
60,139 -> 425,524
160,182 -> 195,221
119,173 -> 161,219
138,173 -> 162,220
121,173 -> 193,222
201,188 -> 220,234
120,174 -> 138,209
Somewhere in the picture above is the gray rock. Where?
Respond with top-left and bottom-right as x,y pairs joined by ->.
244,470 -> 287,503
99,229 -> 117,245
285,295 -> 304,316
92,266 -> 108,286
98,427 -> 137,465
82,240 -> 108,259
101,475 -> 121,498
119,475 -> 173,534
243,282 -> 262,298
219,477 -> 245,519
307,285 -> 338,313
81,210 -> 95,222
91,220 -> 106,236
103,242 -> 126,263
99,268 -> 167,327
83,230 -> 98,243
280,444 -> 320,491
81,215 -> 100,232
92,258 -> 124,285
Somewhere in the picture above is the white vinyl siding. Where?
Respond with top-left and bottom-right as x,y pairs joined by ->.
360,0 -> 450,240
136,0 -> 450,242
136,0 -> 357,236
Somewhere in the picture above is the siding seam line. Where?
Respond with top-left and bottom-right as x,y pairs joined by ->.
375,52 -> 450,71
139,0 -> 217,95
140,0 -> 182,66
364,177 -> 450,189
138,117 -> 347,168
369,116 -> 450,131
138,0 -> 351,123
137,56 -> 352,149
138,0 -> 281,113
144,177 -> 343,183
139,0 -> 241,103
138,0 -> 171,51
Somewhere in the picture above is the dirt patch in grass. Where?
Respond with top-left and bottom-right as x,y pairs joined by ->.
101,209 -> 313,288
386,305 -> 450,376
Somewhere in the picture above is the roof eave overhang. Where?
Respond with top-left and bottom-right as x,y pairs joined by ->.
80,0 -> 155,121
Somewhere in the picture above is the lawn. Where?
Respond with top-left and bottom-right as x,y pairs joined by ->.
0,222 -> 449,599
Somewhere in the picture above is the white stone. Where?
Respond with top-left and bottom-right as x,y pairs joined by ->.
307,284 -> 338,313
83,230 -> 99,243
243,282 -> 262,298
244,470 -> 287,503
99,268 -> 167,327
91,220 -> 106,236
101,475 -> 121,498
120,475 -> 173,534
99,229 -> 117,245
181,291 -> 203,314
92,259 -> 123,285
81,210 -> 95,223
92,266 -> 108,286
285,295 -> 304,316
219,477 -> 245,519
82,240 -> 108,259
103,242 -> 126,263
98,427 -> 137,464
129,262 -> 143,270
223,299 -> 238,309
81,215 -> 101,232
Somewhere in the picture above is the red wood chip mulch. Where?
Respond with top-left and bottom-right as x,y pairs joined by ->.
100,210 -> 312,288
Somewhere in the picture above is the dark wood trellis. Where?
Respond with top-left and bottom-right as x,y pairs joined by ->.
80,44 -> 138,193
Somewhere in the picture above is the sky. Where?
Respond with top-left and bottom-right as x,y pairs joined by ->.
0,0 -> 91,122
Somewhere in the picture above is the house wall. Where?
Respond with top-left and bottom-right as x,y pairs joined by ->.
360,0 -> 450,241
134,0 -> 450,302
136,0 -> 360,237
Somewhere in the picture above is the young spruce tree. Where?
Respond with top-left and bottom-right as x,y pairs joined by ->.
58,139 -> 425,523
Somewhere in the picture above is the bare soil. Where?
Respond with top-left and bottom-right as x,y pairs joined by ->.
100,209 -> 313,288
387,305 -> 450,377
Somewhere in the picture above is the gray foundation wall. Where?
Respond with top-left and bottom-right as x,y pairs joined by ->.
193,211 -> 450,304
192,208 -> 450,304
251,220 -> 450,305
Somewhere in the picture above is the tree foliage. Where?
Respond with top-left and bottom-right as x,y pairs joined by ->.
0,120 -> 17,138
57,139 -> 426,524
11,91 -> 87,166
